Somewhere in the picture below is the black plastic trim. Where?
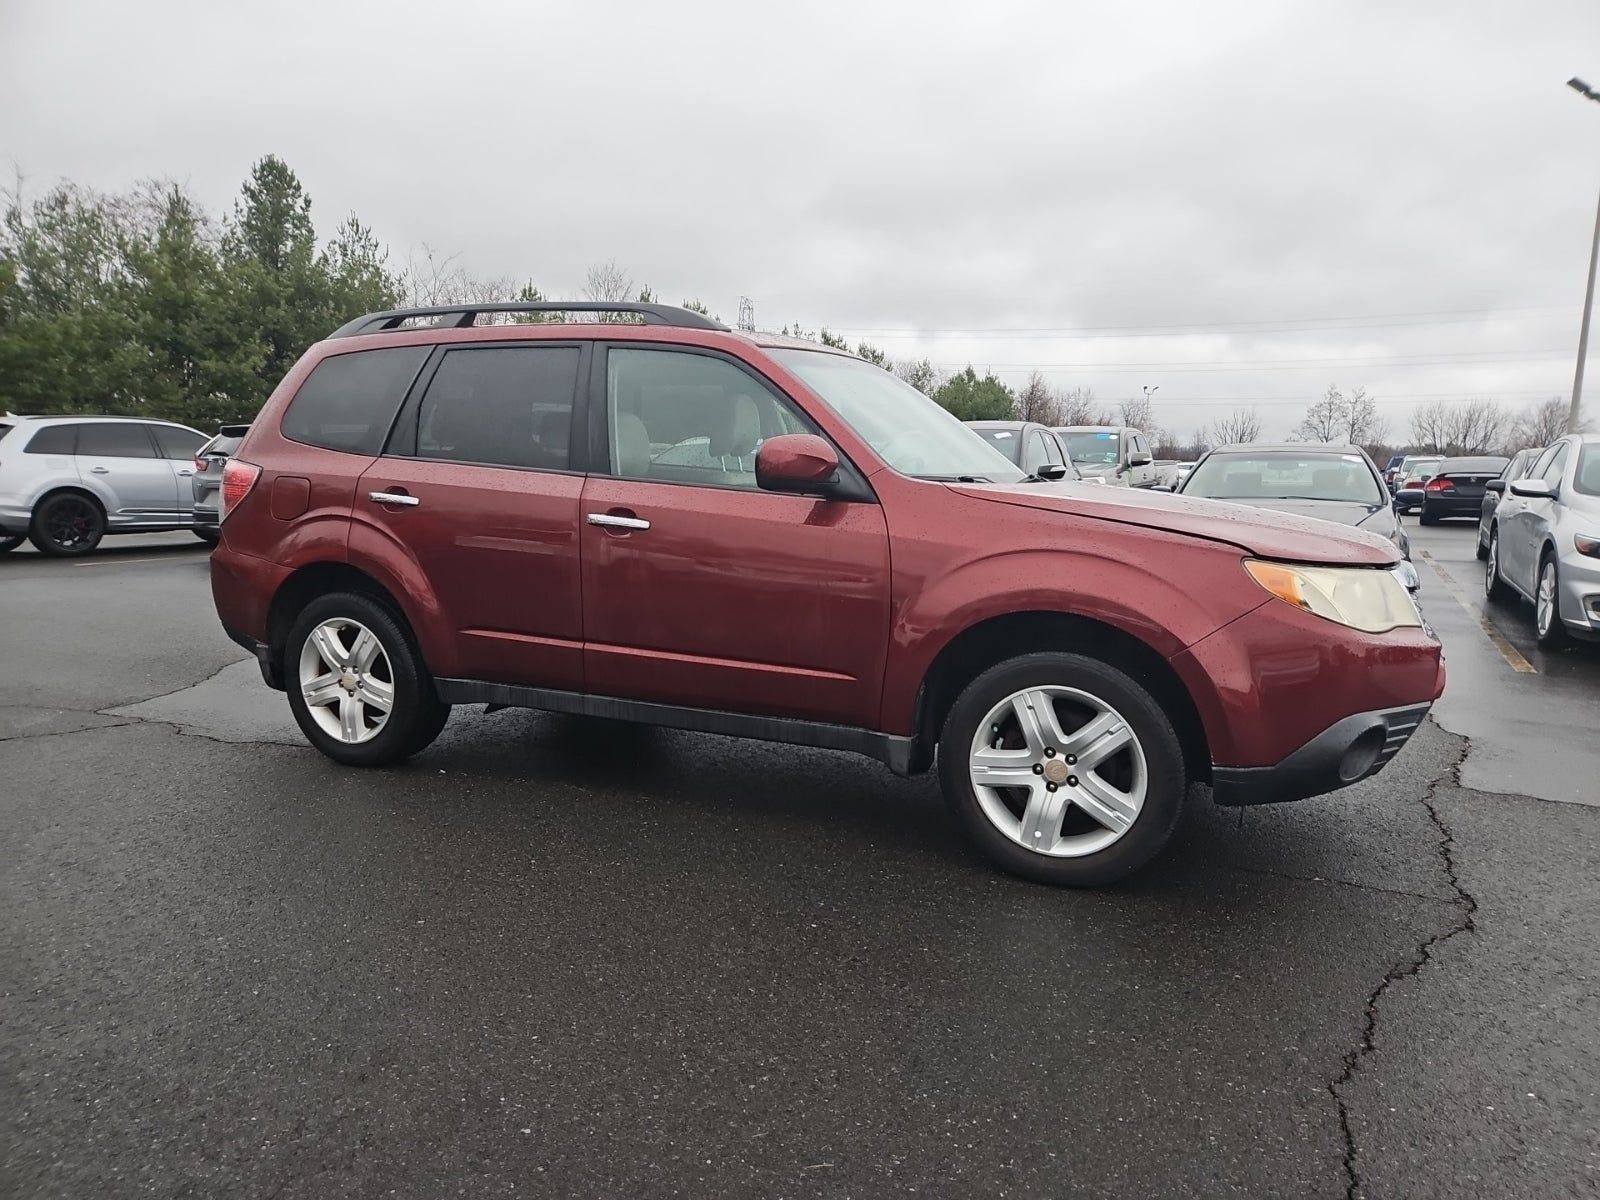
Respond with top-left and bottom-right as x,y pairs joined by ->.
223,624 -> 282,690
329,302 -> 726,338
434,678 -> 916,775
1210,702 -> 1431,806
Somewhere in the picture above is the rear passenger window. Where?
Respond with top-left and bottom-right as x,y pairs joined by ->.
25,426 -> 77,454
282,346 -> 430,455
607,347 -> 810,489
151,425 -> 206,459
415,346 -> 579,470
77,423 -> 157,458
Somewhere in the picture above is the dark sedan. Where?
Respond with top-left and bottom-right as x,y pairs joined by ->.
1419,455 -> 1509,525
1175,443 -> 1415,578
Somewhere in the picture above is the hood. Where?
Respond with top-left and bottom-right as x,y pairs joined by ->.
1212,497 -> 1387,528
952,481 -> 1400,566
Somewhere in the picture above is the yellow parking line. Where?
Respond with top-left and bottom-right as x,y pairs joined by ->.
1417,549 -> 1536,674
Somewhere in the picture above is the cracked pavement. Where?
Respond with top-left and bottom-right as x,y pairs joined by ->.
2,527 -> 1597,1198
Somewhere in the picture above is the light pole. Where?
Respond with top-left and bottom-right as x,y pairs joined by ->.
1143,385 -> 1159,408
1566,77 -> 1600,433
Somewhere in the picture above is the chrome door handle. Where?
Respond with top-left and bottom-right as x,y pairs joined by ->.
90,466 -> 110,474
587,513 -> 650,531
368,491 -> 420,507
177,469 -> 194,477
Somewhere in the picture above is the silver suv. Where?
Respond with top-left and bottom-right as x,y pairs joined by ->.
0,416 -> 210,557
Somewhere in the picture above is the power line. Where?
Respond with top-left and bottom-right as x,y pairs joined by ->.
927,349 -> 1571,372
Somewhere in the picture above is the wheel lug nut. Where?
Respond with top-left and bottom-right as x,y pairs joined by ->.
1067,775 -> 1079,787
1046,782 -> 1057,792
1065,754 -> 1077,765
1044,747 -> 1055,757
1032,764 -> 1044,774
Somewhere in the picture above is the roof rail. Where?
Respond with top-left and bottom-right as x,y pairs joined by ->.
328,302 -> 727,339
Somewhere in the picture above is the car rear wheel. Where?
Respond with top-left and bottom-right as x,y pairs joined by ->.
1535,555 -> 1571,649
193,528 -> 219,546
1419,509 -> 1438,526
938,651 -> 1186,887
0,535 -> 23,554
28,492 -> 106,557
1485,527 -> 1514,604
285,591 -> 450,766
1475,524 -> 1489,561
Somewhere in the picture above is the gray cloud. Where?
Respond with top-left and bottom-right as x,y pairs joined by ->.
3,0 -> 1597,437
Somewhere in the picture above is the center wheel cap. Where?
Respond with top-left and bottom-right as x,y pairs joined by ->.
339,671 -> 358,691
1042,758 -> 1070,785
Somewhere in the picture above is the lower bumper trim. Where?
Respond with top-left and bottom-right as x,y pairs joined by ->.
1211,702 -> 1431,806
224,623 -> 282,690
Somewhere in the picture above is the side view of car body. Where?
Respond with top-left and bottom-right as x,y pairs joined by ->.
0,415 -> 211,556
1051,425 -> 1159,487
191,425 -> 251,545
1382,454 -> 1407,491
1476,446 -> 1543,560
1418,455 -> 1509,526
211,301 -> 1444,887
964,421 -> 1081,480
1485,433 -> 1600,647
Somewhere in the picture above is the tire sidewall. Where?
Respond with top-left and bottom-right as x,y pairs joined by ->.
284,591 -> 441,766
938,652 -> 1187,887
1535,556 -> 1569,648
30,493 -> 106,557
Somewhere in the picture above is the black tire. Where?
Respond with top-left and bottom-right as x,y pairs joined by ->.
28,491 -> 106,557
1474,526 -> 1488,561
1419,509 -> 1438,526
284,591 -> 450,767
1535,554 -> 1572,650
0,535 -> 23,554
1484,526 -> 1514,605
193,527 -> 220,547
938,651 -> 1187,887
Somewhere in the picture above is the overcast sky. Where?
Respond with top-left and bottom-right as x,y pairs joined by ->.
3,0 -> 1598,440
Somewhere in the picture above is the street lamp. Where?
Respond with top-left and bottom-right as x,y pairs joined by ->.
1566,77 -> 1600,433
1143,385 -> 1159,405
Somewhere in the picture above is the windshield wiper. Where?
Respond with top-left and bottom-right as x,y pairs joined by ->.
915,473 -> 991,483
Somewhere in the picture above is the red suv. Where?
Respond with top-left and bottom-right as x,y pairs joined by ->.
211,302 -> 1444,885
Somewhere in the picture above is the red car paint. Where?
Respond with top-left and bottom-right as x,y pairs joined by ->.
212,320 -> 1443,784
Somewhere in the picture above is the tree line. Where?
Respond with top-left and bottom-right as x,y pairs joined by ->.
1,156 -> 1581,464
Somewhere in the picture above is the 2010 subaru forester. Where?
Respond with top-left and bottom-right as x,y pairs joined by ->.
210,301 -> 1445,886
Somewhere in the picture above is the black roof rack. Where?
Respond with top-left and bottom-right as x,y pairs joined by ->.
328,301 -> 727,339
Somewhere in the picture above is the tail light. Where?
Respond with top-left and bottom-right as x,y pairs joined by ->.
219,459 -> 262,522
1424,478 -> 1454,492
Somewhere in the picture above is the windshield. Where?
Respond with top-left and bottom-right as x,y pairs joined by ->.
772,350 -> 1025,482
1182,451 -> 1384,504
971,427 -> 1024,465
1577,445 -> 1600,497
1059,430 -> 1120,466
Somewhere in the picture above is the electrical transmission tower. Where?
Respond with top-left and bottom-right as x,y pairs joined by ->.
737,296 -> 755,332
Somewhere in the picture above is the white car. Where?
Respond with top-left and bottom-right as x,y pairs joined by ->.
1485,434 -> 1600,647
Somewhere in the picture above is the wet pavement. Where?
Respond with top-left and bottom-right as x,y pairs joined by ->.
2,529 -> 1597,1198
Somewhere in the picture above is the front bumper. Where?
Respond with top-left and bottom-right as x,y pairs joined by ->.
1211,703 -> 1431,805
1557,547 -> 1600,637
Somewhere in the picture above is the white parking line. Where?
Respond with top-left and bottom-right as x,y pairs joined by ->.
1416,548 -> 1536,674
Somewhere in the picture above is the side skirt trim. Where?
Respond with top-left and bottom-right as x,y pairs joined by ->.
434,677 -> 917,775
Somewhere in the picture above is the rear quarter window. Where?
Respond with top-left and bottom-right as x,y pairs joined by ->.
25,425 -> 78,454
281,346 -> 431,454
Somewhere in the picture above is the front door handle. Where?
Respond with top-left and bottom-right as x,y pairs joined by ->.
587,512 -> 650,531
176,469 -> 194,477
90,466 -> 110,474
369,491 -> 420,507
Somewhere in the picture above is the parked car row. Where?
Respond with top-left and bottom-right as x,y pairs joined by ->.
1484,434 -> 1600,647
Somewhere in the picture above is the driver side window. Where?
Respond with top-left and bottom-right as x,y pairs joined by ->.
606,348 -> 809,490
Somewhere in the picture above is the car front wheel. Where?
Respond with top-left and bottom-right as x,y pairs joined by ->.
285,591 -> 450,766
1535,555 -> 1571,649
1485,527 -> 1514,604
29,492 -> 106,557
938,651 -> 1186,887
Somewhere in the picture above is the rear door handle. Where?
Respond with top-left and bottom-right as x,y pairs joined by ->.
587,513 -> 650,531
369,491 -> 420,507
176,469 -> 194,477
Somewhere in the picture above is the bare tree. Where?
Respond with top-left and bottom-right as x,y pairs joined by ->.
1212,408 -> 1262,445
1343,386 -> 1386,446
895,358 -> 943,398
1410,400 -> 1451,453
1444,398 -> 1506,455
583,259 -> 633,304
1015,371 -> 1064,424
1295,385 -> 1346,442
1508,396 -> 1574,449
1056,386 -> 1112,426
400,244 -> 521,309
1118,395 -> 1153,431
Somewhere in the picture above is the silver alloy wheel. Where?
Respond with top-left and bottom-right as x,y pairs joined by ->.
1537,561 -> 1556,636
1486,532 -> 1499,597
968,686 -> 1148,858
298,618 -> 394,745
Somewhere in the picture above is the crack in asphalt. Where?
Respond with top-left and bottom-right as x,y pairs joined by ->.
1328,729 -> 1480,1200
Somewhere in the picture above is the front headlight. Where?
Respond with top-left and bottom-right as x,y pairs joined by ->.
1243,559 -> 1422,633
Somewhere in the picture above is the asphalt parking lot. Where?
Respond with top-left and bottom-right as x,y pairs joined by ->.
3,523 -> 1598,1198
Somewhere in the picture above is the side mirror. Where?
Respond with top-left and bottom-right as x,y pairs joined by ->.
756,434 -> 841,496
1036,463 -> 1069,480
1509,478 -> 1557,500
1484,479 -> 1506,495
1129,451 -> 1153,468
